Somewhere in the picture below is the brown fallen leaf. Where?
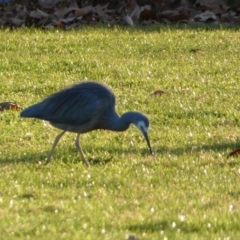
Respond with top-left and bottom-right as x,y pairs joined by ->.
0,102 -> 22,111
74,6 -> 93,17
54,7 -> 77,19
228,148 -> 240,158
194,0 -> 227,14
159,8 -> 191,22
10,18 -> 25,26
28,8 -> 50,19
139,9 -> 157,22
150,90 -> 167,96
220,11 -> 240,25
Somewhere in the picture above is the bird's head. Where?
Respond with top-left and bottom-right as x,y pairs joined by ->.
131,112 -> 153,155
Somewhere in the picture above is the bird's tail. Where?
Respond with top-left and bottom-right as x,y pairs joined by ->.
20,103 -> 42,118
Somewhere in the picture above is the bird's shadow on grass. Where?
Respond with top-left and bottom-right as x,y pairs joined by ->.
0,151 -> 114,166
154,141 -> 239,157
0,144 -> 152,165
0,152 -> 49,165
126,220 -> 203,234
0,141 -> 239,166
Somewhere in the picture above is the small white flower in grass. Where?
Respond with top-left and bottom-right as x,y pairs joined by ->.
189,132 -> 193,137
83,223 -> 88,229
87,174 -> 91,179
134,199 -> 139,205
229,204 -> 233,212
83,192 -> 87,197
203,169 -> 207,174
163,237 -> 168,240
207,223 -> 211,228
150,207 -> 155,213
25,132 -> 31,137
171,222 -> 176,228
9,199 -> 13,206
130,140 -> 134,147
178,214 -> 186,222
55,209 -> 58,214
0,197 -> 2,203
101,228 -> 106,234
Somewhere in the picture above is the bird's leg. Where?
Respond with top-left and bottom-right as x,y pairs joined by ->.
75,134 -> 90,167
46,131 -> 66,164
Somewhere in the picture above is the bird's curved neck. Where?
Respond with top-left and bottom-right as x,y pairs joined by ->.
104,111 -> 135,132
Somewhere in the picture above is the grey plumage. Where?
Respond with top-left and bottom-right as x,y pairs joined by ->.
21,81 -> 152,166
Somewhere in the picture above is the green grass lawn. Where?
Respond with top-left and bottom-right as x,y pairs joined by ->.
0,25 -> 240,239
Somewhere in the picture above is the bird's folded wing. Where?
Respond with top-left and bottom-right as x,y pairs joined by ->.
36,99 -> 104,126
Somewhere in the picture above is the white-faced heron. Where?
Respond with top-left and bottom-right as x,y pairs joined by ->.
20,81 -> 152,166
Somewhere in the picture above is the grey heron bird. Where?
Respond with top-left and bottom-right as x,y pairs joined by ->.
20,81 -> 152,166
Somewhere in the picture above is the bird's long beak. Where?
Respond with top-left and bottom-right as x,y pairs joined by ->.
142,131 -> 153,155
